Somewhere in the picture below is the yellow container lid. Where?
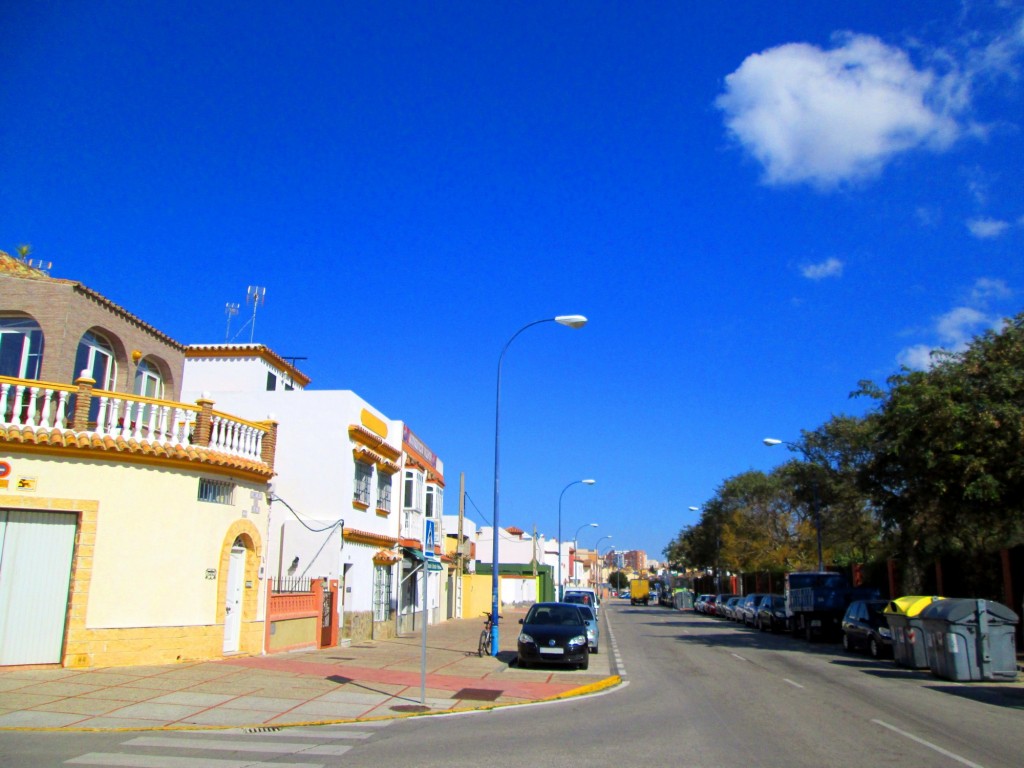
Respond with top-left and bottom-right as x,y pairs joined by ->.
884,595 -> 944,616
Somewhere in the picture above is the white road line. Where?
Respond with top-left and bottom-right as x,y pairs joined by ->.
122,737 -> 351,756
872,719 -> 987,768
67,755 -> 320,768
782,678 -> 804,688
730,653 -> 747,662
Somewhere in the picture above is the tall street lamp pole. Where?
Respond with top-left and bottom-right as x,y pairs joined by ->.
571,522 -> 598,587
763,437 -> 824,572
558,479 -> 596,599
491,315 -> 587,655
593,535 -> 612,590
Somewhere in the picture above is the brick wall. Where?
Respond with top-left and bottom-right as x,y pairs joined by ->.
2,275 -> 187,397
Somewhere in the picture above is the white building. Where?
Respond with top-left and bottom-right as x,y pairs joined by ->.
181,344 -> 445,642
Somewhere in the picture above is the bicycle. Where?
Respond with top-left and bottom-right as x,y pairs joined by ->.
478,611 -> 501,657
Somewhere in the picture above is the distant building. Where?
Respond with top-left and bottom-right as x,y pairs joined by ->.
622,549 -> 648,573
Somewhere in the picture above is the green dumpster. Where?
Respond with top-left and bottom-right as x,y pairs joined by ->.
918,598 -> 1019,682
884,595 -> 943,669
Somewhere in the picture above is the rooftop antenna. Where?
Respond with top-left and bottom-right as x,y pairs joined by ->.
224,302 -> 240,342
246,286 -> 266,343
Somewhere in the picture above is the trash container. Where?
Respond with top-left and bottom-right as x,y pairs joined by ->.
917,598 -> 1019,682
674,590 -> 694,611
884,595 -> 944,669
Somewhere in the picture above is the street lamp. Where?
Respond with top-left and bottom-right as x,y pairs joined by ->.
571,522 -> 598,587
763,437 -> 824,572
491,315 -> 588,655
593,535 -> 612,591
558,479 -> 596,599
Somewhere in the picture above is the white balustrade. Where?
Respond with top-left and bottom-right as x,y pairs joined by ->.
0,378 -> 266,465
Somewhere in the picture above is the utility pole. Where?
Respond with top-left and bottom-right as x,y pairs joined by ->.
456,473 -> 465,617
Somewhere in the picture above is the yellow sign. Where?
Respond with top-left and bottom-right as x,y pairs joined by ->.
16,477 -> 37,491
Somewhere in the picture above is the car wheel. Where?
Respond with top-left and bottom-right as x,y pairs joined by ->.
579,655 -> 590,671
518,657 -> 529,669
842,633 -> 851,652
592,645 -> 599,654
869,637 -> 880,659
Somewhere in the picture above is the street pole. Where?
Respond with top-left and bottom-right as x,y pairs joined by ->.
558,479 -> 595,600
492,315 -> 587,655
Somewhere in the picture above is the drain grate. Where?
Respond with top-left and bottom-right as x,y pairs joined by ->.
391,704 -> 431,713
452,687 -> 501,701
244,727 -> 282,734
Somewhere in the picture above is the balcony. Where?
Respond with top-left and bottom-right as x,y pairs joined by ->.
0,375 -> 276,476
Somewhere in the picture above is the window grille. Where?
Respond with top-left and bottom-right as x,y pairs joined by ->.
373,565 -> 392,622
199,478 -> 235,504
354,461 -> 373,505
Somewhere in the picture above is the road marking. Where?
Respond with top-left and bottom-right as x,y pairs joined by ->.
68,755 -> 320,768
730,653 -> 747,662
872,719 -> 987,768
123,737 -> 352,756
782,678 -> 804,688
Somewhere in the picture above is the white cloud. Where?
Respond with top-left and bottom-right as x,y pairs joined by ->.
716,33 -> 965,188
966,216 -> 1011,238
896,286 -> 1010,370
936,306 -> 988,346
800,257 -> 844,280
896,343 -> 939,370
970,277 -> 1011,304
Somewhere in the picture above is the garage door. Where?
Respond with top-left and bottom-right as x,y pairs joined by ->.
0,510 -> 77,665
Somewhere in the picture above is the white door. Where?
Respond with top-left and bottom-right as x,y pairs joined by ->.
222,542 -> 245,653
0,510 -> 77,665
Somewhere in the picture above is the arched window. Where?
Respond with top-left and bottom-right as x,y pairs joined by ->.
73,331 -> 116,390
133,358 -> 164,400
0,316 -> 44,379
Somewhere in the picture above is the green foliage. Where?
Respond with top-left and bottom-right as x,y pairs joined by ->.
608,570 -> 630,590
669,311 -> 1024,581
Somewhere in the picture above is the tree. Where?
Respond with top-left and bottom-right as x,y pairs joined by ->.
608,571 -> 630,590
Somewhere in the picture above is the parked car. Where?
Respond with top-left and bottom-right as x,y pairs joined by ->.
694,594 -> 711,613
755,595 -> 788,632
841,599 -> 893,658
563,587 -> 600,616
577,604 -> 600,653
712,594 -> 738,617
563,592 -> 598,619
621,590 -> 631,600
722,596 -> 743,620
517,602 -> 590,670
738,593 -> 767,626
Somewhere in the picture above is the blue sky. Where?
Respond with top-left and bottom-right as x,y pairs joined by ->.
3,2 -> 1023,559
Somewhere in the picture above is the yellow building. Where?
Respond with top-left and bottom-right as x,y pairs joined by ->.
1,251 -> 275,667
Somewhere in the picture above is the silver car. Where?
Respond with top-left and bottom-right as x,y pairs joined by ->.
576,603 -> 600,653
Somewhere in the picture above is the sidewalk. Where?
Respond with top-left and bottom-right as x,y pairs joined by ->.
0,609 -> 618,731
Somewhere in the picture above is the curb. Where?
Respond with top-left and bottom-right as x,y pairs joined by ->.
0,675 -> 624,734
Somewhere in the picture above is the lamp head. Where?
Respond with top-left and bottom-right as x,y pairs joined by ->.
688,506 -> 699,511
554,314 -> 588,329
763,438 -> 783,446
582,478 -> 596,485
589,523 -> 599,528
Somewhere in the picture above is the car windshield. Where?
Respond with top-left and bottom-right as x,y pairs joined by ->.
577,606 -> 595,621
526,605 -> 582,626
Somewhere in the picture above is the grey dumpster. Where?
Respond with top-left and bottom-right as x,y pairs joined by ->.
884,596 -> 943,669
917,598 -> 1019,682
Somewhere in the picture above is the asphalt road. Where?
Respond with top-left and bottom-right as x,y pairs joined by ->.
2,601 -> 1022,767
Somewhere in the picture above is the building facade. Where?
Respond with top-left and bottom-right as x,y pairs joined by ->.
1,252 -> 274,668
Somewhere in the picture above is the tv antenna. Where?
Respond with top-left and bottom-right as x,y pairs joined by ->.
224,302 -> 240,342
246,286 -> 266,343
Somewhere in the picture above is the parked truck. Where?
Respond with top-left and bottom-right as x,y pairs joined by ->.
785,571 -> 880,641
630,578 -> 650,605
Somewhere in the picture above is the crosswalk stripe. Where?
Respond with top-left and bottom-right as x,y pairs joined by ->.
67,754 -> 321,768
122,736 -> 352,756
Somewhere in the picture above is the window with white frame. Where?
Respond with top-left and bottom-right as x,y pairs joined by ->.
73,330 -> 116,390
425,484 -> 443,518
0,316 -> 44,379
372,565 -> 392,622
377,473 -> 392,510
403,469 -> 424,512
354,461 -> 373,505
133,358 -> 164,400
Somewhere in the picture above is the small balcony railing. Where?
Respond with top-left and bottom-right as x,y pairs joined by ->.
0,375 -> 274,467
